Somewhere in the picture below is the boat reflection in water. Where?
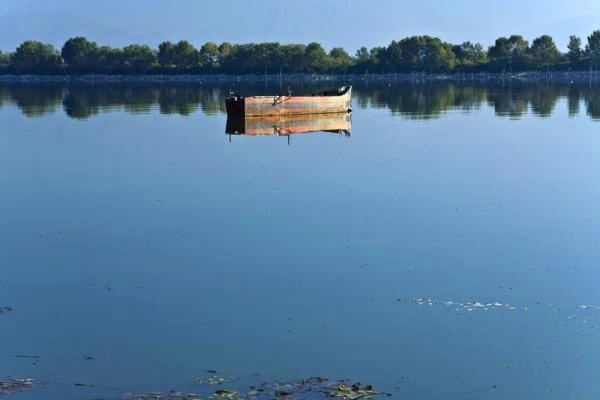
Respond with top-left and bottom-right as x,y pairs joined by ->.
225,113 -> 351,142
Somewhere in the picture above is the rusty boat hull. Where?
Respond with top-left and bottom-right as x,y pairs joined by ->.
226,113 -> 351,136
225,86 -> 352,117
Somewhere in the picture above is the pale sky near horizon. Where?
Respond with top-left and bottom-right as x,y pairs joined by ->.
1,0 -> 599,52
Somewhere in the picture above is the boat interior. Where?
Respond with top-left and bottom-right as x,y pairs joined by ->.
311,86 -> 351,96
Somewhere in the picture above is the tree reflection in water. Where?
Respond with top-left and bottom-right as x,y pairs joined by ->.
0,82 -> 599,121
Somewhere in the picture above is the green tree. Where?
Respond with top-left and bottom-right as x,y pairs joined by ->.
382,40 -> 403,69
62,37 -> 99,70
369,47 -> 385,65
328,47 -> 353,71
586,30 -> 600,61
423,37 -> 456,71
279,44 -> 305,72
488,35 -> 529,69
508,35 -> 529,54
96,46 -> 124,71
488,37 -> 511,61
259,42 -> 284,69
383,36 -> 456,72
122,44 -> 157,71
529,35 -> 559,67
200,42 -> 220,68
218,42 -> 233,65
10,41 -> 62,71
0,51 -> 10,68
452,42 -> 487,65
220,44 -> 253,73
304,42 -> 327,72
173,40 -> 199,69
355,47 -> 371,62
567,35 -> 583,61
158,41 -> 175,67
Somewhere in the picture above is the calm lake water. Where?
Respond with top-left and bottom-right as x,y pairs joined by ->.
1,82 -> 600,400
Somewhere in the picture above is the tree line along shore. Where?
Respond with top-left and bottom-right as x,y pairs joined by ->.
0,31 -> 599,75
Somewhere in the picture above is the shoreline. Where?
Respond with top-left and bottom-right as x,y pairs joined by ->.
0,71 -> 599,84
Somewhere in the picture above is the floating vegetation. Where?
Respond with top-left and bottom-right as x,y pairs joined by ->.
576,305 -> 600,310
197,376 -> 233,385
122,392 -> 202,400
327,383 -> 379,400
566,304 -> 600,327
212,389 -> 240,399
0,306 -> 13,314
0,377 -> 35,395
409,297 -> 600,328
234,377 -> 378,400
124,377 -> 380,400
412,298 -> 600,316
414,298 -> 433,306
413,297 -> 525,312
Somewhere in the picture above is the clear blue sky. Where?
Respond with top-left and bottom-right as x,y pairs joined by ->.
1,0 -> 599,52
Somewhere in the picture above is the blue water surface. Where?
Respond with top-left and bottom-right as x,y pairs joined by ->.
1,82 -> 599,400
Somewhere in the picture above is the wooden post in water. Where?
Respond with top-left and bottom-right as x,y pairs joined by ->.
590,58 -> 593,88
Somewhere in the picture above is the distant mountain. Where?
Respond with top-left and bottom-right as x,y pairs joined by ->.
0,12 -> 149,52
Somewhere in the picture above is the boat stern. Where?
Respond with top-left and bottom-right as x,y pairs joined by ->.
225,96 -> 245,116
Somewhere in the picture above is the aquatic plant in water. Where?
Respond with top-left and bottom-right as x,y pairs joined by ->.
122,392 -> 202,400
0,378 -> 35,395
123,377 -> 380,400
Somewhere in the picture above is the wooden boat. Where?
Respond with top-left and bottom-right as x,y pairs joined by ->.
226,113 -> 351,136
225,86 -> 352,117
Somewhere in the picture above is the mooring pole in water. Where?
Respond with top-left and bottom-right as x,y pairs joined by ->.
265,63 -> 268,94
